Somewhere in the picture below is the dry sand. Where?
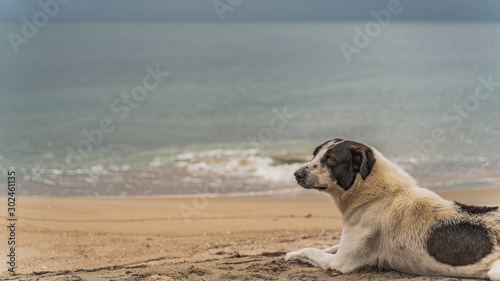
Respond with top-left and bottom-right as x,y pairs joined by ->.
1,186 -> 500,281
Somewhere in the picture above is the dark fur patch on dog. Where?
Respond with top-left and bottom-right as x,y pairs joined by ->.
322,140 -> 375,190
426,222 -> 493,266
313,140 -> 331,157
313,138 -> 343,157
454,202 -> 498,215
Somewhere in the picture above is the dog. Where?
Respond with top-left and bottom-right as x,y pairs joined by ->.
285,138 -> 500,280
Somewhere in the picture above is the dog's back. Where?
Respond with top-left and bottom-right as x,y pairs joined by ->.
359,149 -> 500,278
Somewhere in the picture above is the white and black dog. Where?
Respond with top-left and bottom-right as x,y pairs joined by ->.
285,138 -> 500,280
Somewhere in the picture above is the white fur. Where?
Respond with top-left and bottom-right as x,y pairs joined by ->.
489,260 -> 500,281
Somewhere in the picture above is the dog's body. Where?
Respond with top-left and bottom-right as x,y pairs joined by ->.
285,139 -> 500,280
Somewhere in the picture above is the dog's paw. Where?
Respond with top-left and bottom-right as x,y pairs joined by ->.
285,248 -> 312,261
285,248 -> 334,270
285,250 -> 301,261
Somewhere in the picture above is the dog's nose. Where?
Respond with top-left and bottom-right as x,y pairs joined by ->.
294,168 -> 306,179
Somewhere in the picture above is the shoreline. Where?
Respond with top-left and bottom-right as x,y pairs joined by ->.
5,180 -> 500,199
4,167 -> 500,198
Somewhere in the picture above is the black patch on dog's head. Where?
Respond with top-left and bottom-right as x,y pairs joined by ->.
426,221 -> 493,266
321,140 -> 376,190
312,138 -> 343,158
313,140 -> 332,158
454,202 -> 499,214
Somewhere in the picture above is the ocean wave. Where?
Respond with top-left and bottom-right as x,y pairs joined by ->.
2,149 -> 499,197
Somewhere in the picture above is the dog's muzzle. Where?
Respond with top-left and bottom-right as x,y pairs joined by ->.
294,168 -> 327,190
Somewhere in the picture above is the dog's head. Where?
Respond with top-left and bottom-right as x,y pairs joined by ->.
294,138 -> 376,191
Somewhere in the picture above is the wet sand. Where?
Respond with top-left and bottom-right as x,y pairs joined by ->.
2,186 -> 500,280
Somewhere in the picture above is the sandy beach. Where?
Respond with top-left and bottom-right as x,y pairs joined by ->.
1,186 -> 500,281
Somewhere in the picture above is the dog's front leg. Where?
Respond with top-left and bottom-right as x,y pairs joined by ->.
327,227 -> 380,273
286,243 -> 368,272
287,227 -> 379,273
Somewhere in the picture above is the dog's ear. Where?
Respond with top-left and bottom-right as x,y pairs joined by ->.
350,144 -> 376,180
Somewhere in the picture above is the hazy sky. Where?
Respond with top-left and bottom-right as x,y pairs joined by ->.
1,0 -> 500,22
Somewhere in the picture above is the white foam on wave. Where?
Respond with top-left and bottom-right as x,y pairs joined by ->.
174,150 -> 301,184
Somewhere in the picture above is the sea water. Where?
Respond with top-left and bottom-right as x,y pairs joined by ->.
0,22 -> 499,196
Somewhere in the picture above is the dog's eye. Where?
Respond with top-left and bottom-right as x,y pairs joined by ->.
327,158 -> 335,164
